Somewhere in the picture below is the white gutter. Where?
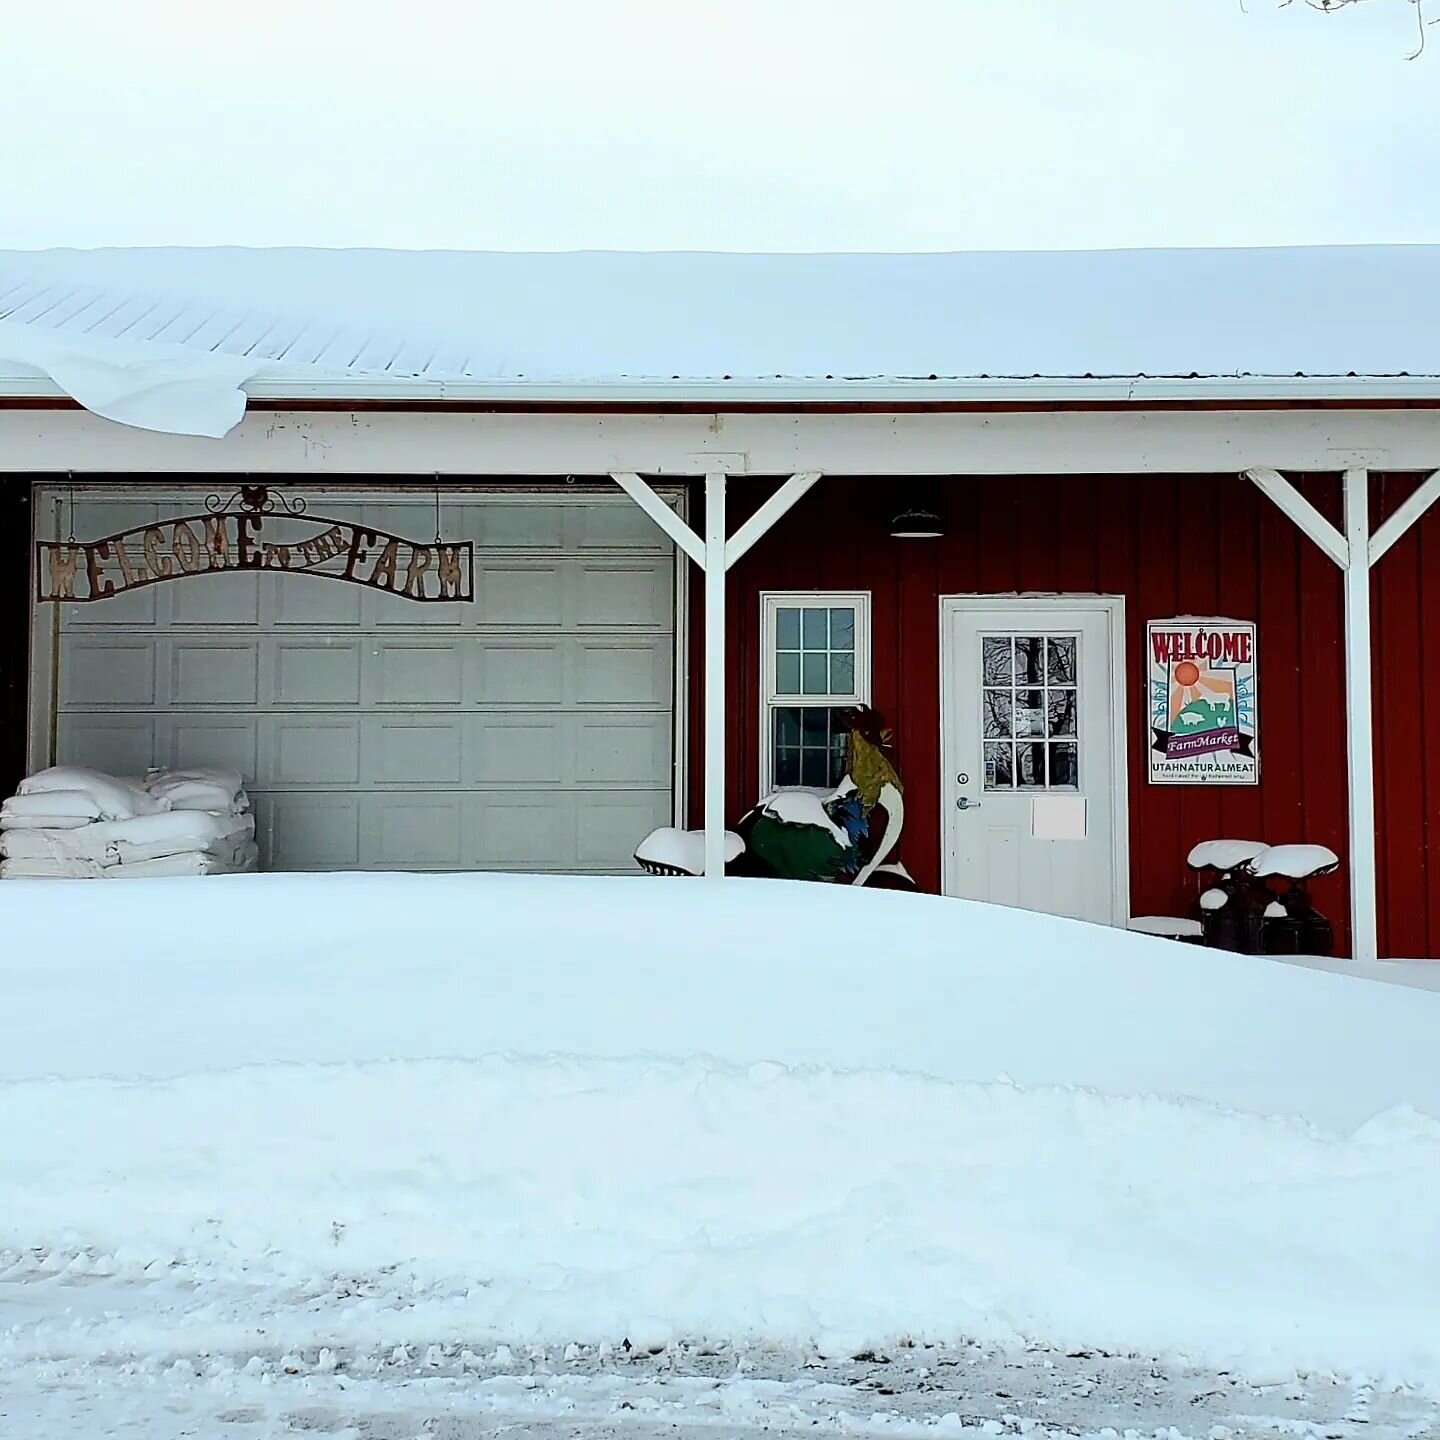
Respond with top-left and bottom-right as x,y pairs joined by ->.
3,371 -> 1440,406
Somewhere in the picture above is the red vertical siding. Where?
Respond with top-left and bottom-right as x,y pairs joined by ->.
704,473 -> 1388,952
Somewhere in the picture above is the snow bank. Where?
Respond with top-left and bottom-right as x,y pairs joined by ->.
3,872 -> 1438,1131
5,874 -> 1440,1384
3,1054 -> 1439,1385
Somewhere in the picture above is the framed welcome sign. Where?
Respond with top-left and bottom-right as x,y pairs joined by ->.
1147,618 -> 1258,785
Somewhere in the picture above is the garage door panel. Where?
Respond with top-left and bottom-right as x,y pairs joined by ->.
473,503 -> 567,550
571,500 -> 673,552
63,639 -> 158,707
171,640 -> 260,707
265,793 -> 361,869
576,794 -> 672,867
466,717 -> 566,785
171,570 -> 260,626
576,641 -> 672,707
475,563 -> 566,627
271,639 -> 364,706
574,564 -> 672,629
58,714 -> 158,780
370,641 -> 464,707
268,717 -> 362,786
575,717 -> 671,785
468,793 -> 575,869
362,793 -> 463,868
469,641 -> 566,706
169,716 -> 260,780
364,717 -> 464,785
267,574 -> 364,629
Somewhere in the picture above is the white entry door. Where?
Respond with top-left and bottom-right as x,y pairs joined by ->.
941,597 -> 1127,925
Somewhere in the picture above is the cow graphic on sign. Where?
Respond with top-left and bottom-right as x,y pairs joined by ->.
1147,618 -> 1258,784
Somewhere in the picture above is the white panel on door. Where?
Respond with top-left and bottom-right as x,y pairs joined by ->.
475,504 -> 565,549
471,643 -> 565,706
271,718 -> 362,785
272,640 -> 363,706
575,565 -> 670,628
63,641 -> 157,706
172,572 -> 260,626
467,717 -> 565,785
475,565 -> 565,627
469,793 -> 574,868
364,793 -> 463,868
170,717 -> 260,778
172,642 -> 260,705
58,715 -> 157,779
576,794 -> 672,867
267,794 -> 361,868
576,642 -> 670,707
366,718 -> 463,785
270,576 -> 364,628
576,717 -> 669,784
371,641 -> 464,706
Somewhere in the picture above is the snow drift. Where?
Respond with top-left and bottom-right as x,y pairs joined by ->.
2,872 -> 1435,1130
3,873 -> 1440,1385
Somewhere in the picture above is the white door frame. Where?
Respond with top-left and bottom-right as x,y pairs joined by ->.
939,593 -> 1131,926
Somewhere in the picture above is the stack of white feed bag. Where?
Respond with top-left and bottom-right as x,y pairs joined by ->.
0,766 -> 257,880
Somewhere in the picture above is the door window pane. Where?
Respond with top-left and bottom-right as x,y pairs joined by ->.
1049,742 -> 1079,788
983,689 -> 1013,738
979,632 -> 1082,792
1016,742 -> 1047,788
983,636 -> 1012,685
984,742 -> 1014,789
1047,637 -> 1076,684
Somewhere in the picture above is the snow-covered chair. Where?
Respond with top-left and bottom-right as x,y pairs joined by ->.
1251,844 -> 1339,956
1187,839 -> 1269,952
634,827 -> 745,876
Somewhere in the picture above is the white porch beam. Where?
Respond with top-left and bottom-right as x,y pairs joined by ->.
1342,469 -> 1380,965
1369,468 -> 1440,567
1243,466 -> 1349,569
724,471 -> 822,570
609,471 -> 706,568
703,473 -> 727,879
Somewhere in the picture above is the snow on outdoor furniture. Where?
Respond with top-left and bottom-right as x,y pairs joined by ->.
634,827 -> 744,876
1187,837 -> 1270,952
1186,839 -> 1267,871
1251,844 -> 1340,956
1127,915 -> 1204,942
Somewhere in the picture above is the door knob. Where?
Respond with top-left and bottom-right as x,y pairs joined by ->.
956,796 -> 981,811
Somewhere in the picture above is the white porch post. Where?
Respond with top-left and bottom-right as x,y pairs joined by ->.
703,473 -> 727,879
1343,469 -> 1379,964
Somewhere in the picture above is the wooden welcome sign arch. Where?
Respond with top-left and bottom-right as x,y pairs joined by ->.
36,486 -> 474,605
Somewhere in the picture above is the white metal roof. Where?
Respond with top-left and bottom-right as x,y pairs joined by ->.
1,245 -> 1438,434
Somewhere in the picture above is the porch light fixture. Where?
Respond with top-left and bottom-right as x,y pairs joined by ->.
888,503 -> 944,539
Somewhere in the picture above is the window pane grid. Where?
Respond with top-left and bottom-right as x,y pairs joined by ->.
981,634 -> 1081,791
772,603 -> 859,701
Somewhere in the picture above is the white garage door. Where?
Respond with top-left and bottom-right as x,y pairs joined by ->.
39,487 -> 680,873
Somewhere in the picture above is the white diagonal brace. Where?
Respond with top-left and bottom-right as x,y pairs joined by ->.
724,471 -> 821,570
1369,469 -> 1440,568
1244,466 -> 1349,570
610,471 -> 706,568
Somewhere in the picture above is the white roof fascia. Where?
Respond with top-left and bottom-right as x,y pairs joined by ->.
2,372 -> 1439,405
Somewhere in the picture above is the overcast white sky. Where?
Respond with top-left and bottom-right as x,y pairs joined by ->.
3,0 -> 1435,253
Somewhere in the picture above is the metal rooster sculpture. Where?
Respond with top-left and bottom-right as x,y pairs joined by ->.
733,705 -> 908,887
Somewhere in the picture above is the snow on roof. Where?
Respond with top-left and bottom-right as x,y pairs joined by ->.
2,244 -> 1439,435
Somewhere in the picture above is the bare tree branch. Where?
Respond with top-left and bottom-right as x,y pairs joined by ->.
1279,0 -> 1431,58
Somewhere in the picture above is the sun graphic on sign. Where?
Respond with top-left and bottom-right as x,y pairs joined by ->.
1170,659 -> 1236,728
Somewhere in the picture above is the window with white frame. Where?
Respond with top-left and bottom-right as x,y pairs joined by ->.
760,592 -> 871,794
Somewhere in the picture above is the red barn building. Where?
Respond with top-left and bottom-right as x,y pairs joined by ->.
3,245 -> 1440,960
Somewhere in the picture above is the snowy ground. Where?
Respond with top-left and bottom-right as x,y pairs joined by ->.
4,873 -> 1440,1438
